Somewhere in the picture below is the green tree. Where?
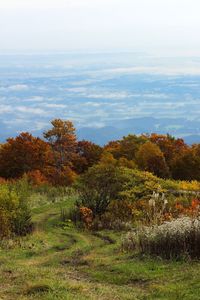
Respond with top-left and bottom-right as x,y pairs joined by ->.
105,134 -> 147,161
77,154 -> 127,216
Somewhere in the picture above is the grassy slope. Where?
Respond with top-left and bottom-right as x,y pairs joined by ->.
1,200 -> 200,300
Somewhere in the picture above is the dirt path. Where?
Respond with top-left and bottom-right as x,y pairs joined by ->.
1,203 -> 196,300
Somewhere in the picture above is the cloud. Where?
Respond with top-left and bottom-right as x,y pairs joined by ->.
26,96 -> 44,102
66,87 -> 132,100
85,92 -> 131,100
16,106 -> 45,115
66,87 -> 88,93
43,103 -> 67,108
3,118 -> 30,125
8,84 -> 29,91
33,121 -> 49,131
91,66 -> 200,76
0,104 -> 13,114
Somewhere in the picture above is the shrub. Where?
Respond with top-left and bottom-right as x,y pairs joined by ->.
122,217 -> 200,259
0,182 -> 32,238
77,159 -> 128,216
47,166 -> 77,186
0,177 -> 7,184
25,170 -> 48,186
92,200 -> 133,230
0,209 -> 11,238
79,207 -> 93,229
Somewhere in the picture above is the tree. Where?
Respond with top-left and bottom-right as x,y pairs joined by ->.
171,145 -> 200,180
105,134 -> 147,161
74,140 -> 103,173
104,140 -> 121,159
136,141 -> 170,178
43,119 -> 78,185
0,133 -> 52,179
77,155 -> 127,216
44,119 -> 77,168
149,133 -> 187,166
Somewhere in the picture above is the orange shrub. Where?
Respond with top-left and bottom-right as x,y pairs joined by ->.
79,207 -> 93,229
0,177 -> 7,185
26,170 -> 48,186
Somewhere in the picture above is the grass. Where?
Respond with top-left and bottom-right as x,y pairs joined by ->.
1,196 -> 200,299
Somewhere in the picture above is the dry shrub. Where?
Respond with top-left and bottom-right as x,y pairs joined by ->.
122,217 -> 200,259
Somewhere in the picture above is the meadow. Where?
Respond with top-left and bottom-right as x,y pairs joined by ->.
0,186 -> 200,300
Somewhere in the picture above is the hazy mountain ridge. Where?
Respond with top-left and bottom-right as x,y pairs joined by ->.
77,117 -> 200,145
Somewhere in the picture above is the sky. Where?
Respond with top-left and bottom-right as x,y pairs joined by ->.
1,0 -> 200,55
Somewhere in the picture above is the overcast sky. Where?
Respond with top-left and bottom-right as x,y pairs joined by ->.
1,0 -> 200,55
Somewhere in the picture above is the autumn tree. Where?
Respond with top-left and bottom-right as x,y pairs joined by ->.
104,140 -> 121,159
44,119 -> 78,185
105,134 -> 147,161
171,145 -> 200,180
149,133 -> 187,166
136,141 -> 170,178
44,119 -> 77,169
74,140 -> 103,173
0,132 -> 52,179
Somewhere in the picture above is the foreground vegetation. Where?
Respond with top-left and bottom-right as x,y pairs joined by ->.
1,119 -> 200,299
1,195 -> 200,300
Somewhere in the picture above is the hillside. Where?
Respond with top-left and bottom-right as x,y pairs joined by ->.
1,198 -> 200,300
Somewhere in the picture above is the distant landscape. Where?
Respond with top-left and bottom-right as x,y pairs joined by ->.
1,52 -> 200,144
2,0 -> 200,298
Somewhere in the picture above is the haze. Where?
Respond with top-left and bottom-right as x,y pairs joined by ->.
1,0 -> 200,54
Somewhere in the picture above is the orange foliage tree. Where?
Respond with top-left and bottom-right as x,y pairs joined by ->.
136,141 -> 170,178
44,119 -> 78,185
149,133 -> 187,165
0,132 -> 52,179
171,145 -> 200,180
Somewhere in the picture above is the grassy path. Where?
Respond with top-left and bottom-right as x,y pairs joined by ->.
1,202 -> 200,299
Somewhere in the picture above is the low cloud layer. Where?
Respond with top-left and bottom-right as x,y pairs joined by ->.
0,53 -> 200,140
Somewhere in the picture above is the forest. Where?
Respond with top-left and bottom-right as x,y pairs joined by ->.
1,119 -> 200,299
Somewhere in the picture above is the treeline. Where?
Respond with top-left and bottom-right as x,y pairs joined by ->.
0,118 -> 200,183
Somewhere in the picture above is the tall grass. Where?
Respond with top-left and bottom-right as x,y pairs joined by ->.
122,217 -> 200,259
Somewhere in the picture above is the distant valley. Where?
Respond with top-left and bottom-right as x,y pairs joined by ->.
1,52 -> 200,144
